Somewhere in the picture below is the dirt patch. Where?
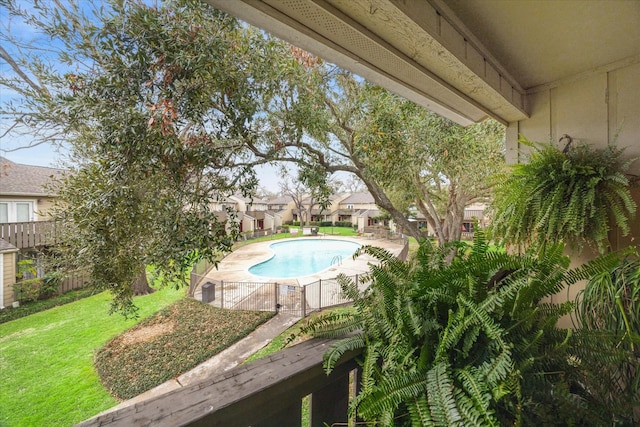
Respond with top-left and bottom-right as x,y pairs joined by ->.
119,322 -> 175,346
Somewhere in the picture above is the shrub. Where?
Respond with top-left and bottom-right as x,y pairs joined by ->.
299,230 -> 633,425
16,258 -> 37,280
333,221 -> 352,228
14,278 -> 43,303
0,287 -> 97,324
13,271 -> 65,302
41,272 -> 63,299
95,298 -> 274,399
573,254 -> 640,423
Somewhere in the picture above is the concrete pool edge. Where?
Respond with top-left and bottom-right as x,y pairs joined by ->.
193,235 -> 406,296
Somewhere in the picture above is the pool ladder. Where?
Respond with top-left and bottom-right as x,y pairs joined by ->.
331,255 -> 343,266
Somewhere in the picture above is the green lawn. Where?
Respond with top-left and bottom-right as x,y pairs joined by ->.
0,286 -> 185,427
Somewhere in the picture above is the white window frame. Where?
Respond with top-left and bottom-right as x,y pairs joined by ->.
0,200 -> 37,223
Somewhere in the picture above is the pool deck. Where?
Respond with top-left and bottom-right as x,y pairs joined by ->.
193,235 -> 406,298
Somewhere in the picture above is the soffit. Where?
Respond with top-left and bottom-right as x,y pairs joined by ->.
445,0 -> 640,90
206,0 -> 639,125
205,0 -> 528,125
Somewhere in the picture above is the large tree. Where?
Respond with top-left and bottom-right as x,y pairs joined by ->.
0,0 -> 296,315
1,0 -> 504,315
260,67 -> 506,245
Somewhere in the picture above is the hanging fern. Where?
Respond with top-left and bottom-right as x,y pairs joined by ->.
490,137 -> 636,252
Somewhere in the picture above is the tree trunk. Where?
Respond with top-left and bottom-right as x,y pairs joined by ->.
133,266 -> 154,295
360,179 -> 424,241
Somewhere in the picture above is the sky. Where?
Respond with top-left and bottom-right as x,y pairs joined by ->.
0,0 -> 286,190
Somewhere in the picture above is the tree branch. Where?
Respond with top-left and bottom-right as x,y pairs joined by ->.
0,44 -> 48,96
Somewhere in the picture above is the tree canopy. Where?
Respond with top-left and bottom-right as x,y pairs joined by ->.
1,0 -> 302,315
1,0 -> 505,314
262,67 -> 506,245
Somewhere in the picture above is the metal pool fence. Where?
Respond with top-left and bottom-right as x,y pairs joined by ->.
191,273 -> 371,317
190,236 -> 408,317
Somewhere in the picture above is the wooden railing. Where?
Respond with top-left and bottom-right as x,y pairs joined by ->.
77,338 -> 361,427
0,221 -> 58,249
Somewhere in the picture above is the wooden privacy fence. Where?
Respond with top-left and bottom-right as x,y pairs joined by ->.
58,272 -> 89,293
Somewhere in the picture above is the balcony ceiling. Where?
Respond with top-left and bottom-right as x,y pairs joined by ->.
205,0 -> 640,126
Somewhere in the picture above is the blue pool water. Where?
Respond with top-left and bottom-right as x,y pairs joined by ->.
248,239 -> 362,278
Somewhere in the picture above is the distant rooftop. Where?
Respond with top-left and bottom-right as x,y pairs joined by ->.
0,157 -> 65,197
267,195 -> 294,205
231,193 -> 268,204
339,191 -> 375,204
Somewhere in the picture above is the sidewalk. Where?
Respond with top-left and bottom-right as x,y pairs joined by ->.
91,312 -> 301,417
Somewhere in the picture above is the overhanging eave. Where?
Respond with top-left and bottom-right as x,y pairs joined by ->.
205,0 -> 529,126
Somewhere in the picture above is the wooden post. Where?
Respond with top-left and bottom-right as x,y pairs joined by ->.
310,371 -> 350,427
220,280 -> 224,309
253,400 -> 302,427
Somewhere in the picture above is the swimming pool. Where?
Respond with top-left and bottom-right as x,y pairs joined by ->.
248,239 -> 362,278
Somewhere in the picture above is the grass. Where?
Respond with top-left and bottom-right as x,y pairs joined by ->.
0,287 -> 99,325
318,226 -> 357,236
0,286 -> 185,427
245,305 -> 356,363
0,283 -> 275,427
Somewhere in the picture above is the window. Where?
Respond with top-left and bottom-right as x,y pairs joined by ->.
0,201 -> 35,223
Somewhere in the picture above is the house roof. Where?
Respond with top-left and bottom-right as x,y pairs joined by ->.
231,193 -> 268,205
339,191 -> 375,204
267,195 -> 294,205
359,209 -> 381,218
0,157 -> 64,197
0,238 -> 19,253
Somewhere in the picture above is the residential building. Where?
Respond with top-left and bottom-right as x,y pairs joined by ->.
0,157 -> 64,308
332,191 -> 387,231
266,195 -> 295,224
0,157 -> 63,223
410,202 -> 489,238
210,193 -> 279,234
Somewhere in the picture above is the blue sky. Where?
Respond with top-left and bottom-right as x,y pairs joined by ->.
0,0 -> 286,189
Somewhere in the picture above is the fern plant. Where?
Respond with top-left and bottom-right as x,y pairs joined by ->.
490,137 -> 636,252
573,254 -> 640,424
298,230 -> 632,426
